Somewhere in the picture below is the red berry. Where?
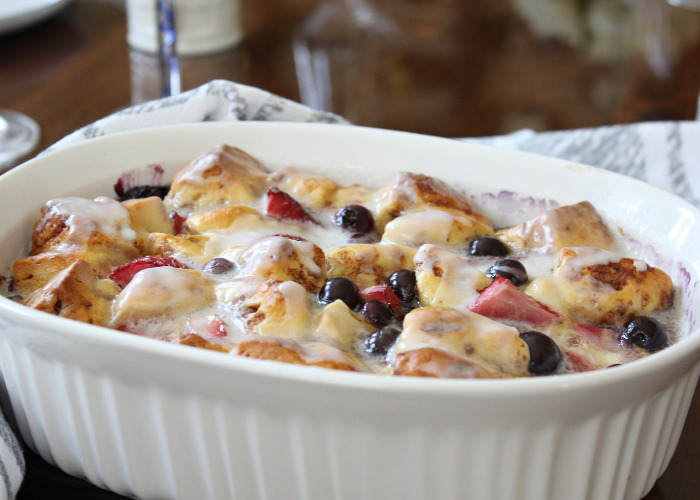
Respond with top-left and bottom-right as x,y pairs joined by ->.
108,255 -> 189,288
188,315 -> 227,338
266,188 -> 316,224
169,211 -> 187,234
360,285 -> 401,314
271,234 -> 308,242
469,276 -> 563,326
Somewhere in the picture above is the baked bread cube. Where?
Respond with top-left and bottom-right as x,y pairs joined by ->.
269,167 -> 373,212
21,259 -> 121,326
222,235 -> 326,292
325,244 -> 416,288
176,333 -> 231,353
497,201 -> 615,253
394,347 -> 496,378
14,196 -> 153,296
149,233 -> 212,264
525,247 -> 674,325
237,336 -> 367,372
13,249 -> 134,298
164,144 -> 269,211
217,277 -> 313,340
122,196 -> 175,235
374,172 -> 492,231
30,196 -> 151,257
382,209 -> 494,249
111,267 -> 216,328
394,307 -> 530,377
185,206 -> 259,233
414,244 -> 491,308
314,299 -> 374,349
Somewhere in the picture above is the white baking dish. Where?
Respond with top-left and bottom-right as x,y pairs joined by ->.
0,122 -> 698,500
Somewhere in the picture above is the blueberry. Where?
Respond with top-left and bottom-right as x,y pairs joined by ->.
363,326 -> 401,356
333,205 -> 375,233
469,237 -> 508,257
486,259 -> 528,286
622,316 -> 667,352
345,233 -> 376,244
202,258 -> 234,275
520,331 -> 561,375
359,300 -> 392,326
119,185 -> 170,201
318,277 -> 360,309
386,269 -> 417,304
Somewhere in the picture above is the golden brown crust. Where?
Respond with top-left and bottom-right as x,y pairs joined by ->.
13,250 -> 132,297
229,237 -> 326,293
325,244 -> 416,288
185,206 -> 259,233
20,260 -> 120,326
223,278 -> 313,339
375,172 -> 492,231
269,167 -> 373,212
164,145 -> 269,211
394,347 -> 495,378
176,334 -> 231,353
534,247 -> 675,325
237,337 -> 364,371
397,307 -> 530,377
497,201 -> 614,253
149,233 -> 210,261
30,199 -> 151,258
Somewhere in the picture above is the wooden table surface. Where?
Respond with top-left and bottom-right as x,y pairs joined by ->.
2,0 -> 700,498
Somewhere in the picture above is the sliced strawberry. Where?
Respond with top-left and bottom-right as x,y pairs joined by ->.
266,188 -> 316,224
469,276 -> 564,326
272,233 -> 308,242
361,285 -> 401,314
109,255 -> 189,288
169,211 -> 187,234
188,315 -> 227,338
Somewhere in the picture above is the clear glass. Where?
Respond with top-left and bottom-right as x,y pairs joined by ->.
0,110 -> 40,172
667,0 -> 700,10
293,0 -> 396,125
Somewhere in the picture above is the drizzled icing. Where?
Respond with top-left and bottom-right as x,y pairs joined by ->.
223,236 -> 322,278
44,197 -> 137,249
12,146 -> 682,378
414,244 -> 489,309
558,247 -> 648,277
382,210 -> 458,246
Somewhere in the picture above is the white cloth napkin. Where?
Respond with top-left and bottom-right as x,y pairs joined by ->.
4,79 -> 697,498
48,79 -> 700,207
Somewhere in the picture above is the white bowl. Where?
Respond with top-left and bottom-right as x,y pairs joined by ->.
0,122 -> 698,500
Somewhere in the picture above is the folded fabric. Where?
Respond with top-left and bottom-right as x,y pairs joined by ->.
49,80 -> 700,208
47,80 -> 347,153
462,124 -> 700,206
7,79 -> 697,499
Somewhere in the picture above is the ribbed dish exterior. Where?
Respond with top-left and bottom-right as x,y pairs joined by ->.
0,331 -> 697,500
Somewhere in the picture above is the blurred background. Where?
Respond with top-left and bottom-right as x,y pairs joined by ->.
3,1 -> 700,499
1,0 -> 700,155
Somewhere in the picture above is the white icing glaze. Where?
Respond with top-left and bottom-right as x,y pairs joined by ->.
382,210 -> 456,247
45,196 -> 137,248
414,244 -> 487,308
559,246 -> 648,276
223,236 -> 322,278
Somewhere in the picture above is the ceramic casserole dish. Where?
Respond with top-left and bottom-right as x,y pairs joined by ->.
0,122 -> 698,500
